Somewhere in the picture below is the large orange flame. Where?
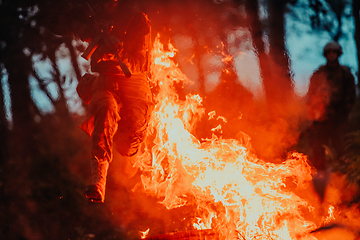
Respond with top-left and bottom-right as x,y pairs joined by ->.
134,34 -> 359,240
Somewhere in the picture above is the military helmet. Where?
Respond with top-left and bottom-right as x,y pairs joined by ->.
323,41 -> 343,56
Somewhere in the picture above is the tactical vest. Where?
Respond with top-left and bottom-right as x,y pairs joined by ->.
90,12 -> 152,75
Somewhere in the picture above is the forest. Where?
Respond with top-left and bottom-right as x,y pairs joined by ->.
1,0 -> 360,239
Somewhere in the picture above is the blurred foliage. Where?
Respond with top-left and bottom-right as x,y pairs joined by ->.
337,131 -> 360,183
333,98 -> 360,188
308,0 -> 352,41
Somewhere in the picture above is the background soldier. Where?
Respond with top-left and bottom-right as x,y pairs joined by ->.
305,41 -> 356,171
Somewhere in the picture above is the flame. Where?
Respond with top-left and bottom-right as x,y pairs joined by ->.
322,205 -> 335,225
140,228 -> 150,239
134,34 -> 359,240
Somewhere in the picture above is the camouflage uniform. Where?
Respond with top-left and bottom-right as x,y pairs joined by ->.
85,12 -> 152,203
50,5 -> 153,202
79,73 -> 153,203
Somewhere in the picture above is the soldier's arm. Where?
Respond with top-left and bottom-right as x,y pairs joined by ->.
344,68 -> 356,112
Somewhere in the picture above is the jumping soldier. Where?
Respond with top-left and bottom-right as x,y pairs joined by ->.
49,0 -> 154,203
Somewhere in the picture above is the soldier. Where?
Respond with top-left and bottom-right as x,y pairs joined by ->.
49,1 -> 154,203
306,41 -> 356,171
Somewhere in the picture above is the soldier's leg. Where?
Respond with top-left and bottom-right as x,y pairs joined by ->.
330,118 -> 349,160
309,121 -> 330,171
114,99 -> 152,178
85,91 -> 121,203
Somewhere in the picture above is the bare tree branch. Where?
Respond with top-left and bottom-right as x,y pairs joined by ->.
31,68 -> 56,106
64,38 -> 82,82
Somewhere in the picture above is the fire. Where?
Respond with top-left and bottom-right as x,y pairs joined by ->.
134,34 -> 359,239
322,206 -> 335,225
140,228 -> 150,239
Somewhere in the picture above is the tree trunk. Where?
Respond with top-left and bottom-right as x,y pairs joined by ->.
1,0 -> 37,157
353,0 -> 360,89
4,49 -> 35,157
267,0 -> 294,104
0,66 -> 9,162
325,0 -> 346,41
244,0 -> 274,100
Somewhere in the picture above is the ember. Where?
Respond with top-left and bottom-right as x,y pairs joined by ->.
133,35 -> 360,240
140,228 -> 150,239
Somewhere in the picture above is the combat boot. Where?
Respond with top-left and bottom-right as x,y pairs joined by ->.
84,159 -> 109,203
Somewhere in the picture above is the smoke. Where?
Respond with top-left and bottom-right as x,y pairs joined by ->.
133,0 -> 309,162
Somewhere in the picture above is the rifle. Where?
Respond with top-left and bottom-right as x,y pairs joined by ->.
81,3 -> 132,78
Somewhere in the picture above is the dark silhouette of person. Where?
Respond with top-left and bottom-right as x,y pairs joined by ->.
305,41 -> 356,171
